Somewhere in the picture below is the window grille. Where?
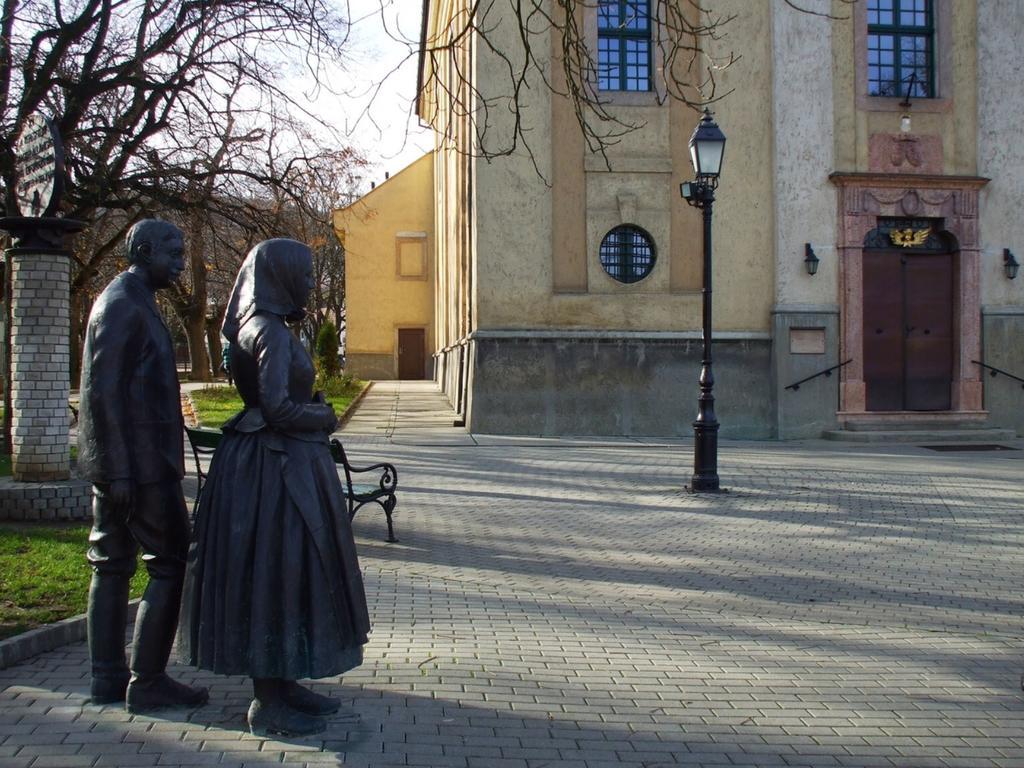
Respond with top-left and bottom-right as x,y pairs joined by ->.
599,225 -> 656,284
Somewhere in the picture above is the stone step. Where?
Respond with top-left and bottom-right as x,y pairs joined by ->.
823,428 -> 1018,443
843,419 -> 987,432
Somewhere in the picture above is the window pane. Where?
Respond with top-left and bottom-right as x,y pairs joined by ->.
868,0 -> 893,25
598,1 -> 616,29
624,0 -> 649,30
900,9 -> 927,27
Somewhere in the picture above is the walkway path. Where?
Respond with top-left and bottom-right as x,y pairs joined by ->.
341,380 -> 474,445
2,382 -> 1024,767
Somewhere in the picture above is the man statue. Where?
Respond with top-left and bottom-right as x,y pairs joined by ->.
78,219 -> 209,712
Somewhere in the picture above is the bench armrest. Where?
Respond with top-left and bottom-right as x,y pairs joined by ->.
331,439 -> 398,493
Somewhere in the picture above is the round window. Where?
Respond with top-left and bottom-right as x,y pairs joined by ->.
599,225 -> 656,284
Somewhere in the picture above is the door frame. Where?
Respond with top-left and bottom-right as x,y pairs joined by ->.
830,173 -> 988,423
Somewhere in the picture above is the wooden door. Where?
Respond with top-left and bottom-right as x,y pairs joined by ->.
904,252 -> 952,410
397,328 -> 426,380
863,250 -> 904,411
863,249 -> 952,411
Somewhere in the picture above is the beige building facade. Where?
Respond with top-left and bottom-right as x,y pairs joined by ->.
415,0 -> 1024,438
333,153 -> 435,380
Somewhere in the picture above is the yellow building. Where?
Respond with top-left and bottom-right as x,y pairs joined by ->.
411,0 -> 1023,438
333,153 -> 434,380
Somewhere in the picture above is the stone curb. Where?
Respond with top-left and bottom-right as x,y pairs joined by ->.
336,380 -> 373,430
0,598 -> 140,671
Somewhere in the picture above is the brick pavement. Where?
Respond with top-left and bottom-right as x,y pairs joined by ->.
3,381 -> 1024,767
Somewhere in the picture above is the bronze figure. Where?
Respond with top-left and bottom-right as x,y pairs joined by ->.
79,219 -> 209,712
180,239 -> 369,737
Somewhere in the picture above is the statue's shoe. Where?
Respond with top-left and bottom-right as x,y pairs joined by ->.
281,681 -> 341,716
248,699 -> 327,737
90,674 -> 129,705
126,674 -> 209,713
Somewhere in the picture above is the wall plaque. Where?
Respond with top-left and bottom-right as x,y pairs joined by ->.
790,328 -> 826,355
14,114 -> 65,218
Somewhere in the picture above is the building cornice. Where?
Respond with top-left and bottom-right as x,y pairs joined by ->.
828,172 -> 990,190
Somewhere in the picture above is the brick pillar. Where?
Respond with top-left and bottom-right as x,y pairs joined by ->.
9,251 -> 70,481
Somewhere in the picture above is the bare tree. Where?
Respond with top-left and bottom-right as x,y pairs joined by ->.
266,147 -> 365,352
0,0 -> 355,287
377,0 -> 853,171
0,0 -> 370,391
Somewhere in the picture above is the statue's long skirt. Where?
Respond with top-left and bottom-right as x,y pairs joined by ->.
179,427 -> 369,679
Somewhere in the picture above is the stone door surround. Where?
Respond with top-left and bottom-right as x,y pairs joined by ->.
829,172 -> 989,424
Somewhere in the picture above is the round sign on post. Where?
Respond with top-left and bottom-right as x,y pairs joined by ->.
14,113 -> 65,218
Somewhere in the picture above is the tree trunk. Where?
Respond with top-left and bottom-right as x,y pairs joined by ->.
206,315 -> 223,379
184,305 -> 212,382
69,290 -> 90,387
182,215 -> 212,382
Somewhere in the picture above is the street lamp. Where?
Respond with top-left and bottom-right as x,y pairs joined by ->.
680,108 -> 726,492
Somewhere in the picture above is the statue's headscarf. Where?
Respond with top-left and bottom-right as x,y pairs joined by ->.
222,238 -> 313,344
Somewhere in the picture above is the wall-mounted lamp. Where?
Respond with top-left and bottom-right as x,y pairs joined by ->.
899,71 -> 916,133
1005,249 -> 1020,280
804,243 -> 820,276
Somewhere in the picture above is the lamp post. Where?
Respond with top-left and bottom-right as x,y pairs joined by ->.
680,108 -> 726,492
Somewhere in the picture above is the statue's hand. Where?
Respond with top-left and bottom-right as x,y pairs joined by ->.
108,479 -> 133,516
325,410 -> 339,434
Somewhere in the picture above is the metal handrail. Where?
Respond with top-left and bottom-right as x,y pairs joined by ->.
972,360 -> 1024,389
785,359 -> 853,391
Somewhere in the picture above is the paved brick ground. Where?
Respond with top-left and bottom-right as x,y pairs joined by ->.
3,381 -> 1024,767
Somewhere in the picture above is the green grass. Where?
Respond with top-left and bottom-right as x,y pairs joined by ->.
190,377 -> 368,428
189,386 -> 243,428
0,524 -> 148,640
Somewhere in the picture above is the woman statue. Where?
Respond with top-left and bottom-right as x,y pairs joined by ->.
179,239 -> 370,737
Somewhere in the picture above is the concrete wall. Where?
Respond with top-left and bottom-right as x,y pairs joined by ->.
975,2 -> 1024,432
768,0 -> 840,438
466,333 -> 773,438
454,0 -> 780,437
981,309 -> 1024,436
772,307 -> 841,439
977,0 -> 1024,310
334,154 -> 435,380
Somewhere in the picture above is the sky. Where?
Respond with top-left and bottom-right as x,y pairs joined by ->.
334,0 -> 433,192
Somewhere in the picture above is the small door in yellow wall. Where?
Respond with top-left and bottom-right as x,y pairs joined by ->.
397,328 -> 426,380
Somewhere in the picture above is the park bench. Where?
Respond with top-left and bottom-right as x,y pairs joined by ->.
185,426 -> 399,543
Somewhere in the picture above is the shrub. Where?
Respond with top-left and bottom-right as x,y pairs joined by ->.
315,321 -> 340,379
315,371 -> 357,395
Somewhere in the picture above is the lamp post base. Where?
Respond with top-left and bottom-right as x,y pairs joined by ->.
689,419 -> 721,492
686,484 -> 728,494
